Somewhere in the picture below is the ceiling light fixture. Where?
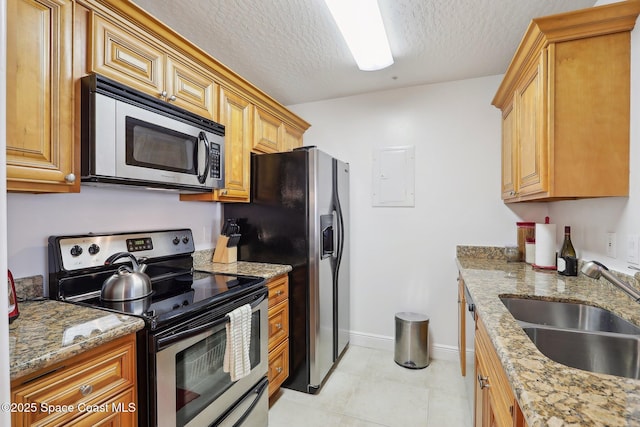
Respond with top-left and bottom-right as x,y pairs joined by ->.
323,0 -> 394,71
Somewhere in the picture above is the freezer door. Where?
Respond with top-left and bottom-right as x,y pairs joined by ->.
334,158 -> 350,359
309,149 -> 335,390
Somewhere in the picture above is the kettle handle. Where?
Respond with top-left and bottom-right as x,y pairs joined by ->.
104,252 -> 143,271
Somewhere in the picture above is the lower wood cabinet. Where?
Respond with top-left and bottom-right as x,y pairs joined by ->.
458,276 -> 467,376
474,316 -> 527,427
267,274 -> 290,398
11,334 -> 137,427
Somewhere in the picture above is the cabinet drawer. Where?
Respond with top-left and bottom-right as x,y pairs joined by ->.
268,300 -> 289,352
65,388 -> 137,426
268,339 -> 289,397
267,275 -> 288,308
12,335 -> 136,427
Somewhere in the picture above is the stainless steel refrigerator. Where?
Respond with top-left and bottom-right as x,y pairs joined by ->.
224,147 -> 349,394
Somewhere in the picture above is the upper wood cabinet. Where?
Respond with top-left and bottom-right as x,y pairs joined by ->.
80,0 -> 310,202
281,123 -> 304,153
6,0 -> 79,193
91,15 -> 217,120
253,107 -> 282,154
181,86 -> 253,203
493,1 -> 640,203
500,101 -> 516,200
253,107 -> 305,154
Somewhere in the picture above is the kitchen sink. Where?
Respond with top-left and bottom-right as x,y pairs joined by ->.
523,326 -> 640,379
500,296 -> 640,335
501,296 -> 640,378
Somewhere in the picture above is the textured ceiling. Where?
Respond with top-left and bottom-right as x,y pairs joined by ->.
131,0 -> 597,106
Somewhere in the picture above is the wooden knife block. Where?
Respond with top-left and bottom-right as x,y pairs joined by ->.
212,235 -> 237,264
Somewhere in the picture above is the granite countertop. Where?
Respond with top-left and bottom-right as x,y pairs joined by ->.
194,259 -> 292,280
8,259 -> 288,383
9,300 -> 145,381
457,251 -> 640,427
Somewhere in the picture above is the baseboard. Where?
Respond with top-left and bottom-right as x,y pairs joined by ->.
349,330 -> 475,362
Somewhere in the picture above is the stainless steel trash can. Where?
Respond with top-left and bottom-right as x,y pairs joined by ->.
394,312 -> 430,369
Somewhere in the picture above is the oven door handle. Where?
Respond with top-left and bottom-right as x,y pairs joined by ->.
213,376 -> 268,426
156,294 -> 266,349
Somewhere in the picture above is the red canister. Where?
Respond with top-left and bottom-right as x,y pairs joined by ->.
8,270 -> 19,323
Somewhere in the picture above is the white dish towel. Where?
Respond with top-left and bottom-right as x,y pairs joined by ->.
223,304 -> 252,381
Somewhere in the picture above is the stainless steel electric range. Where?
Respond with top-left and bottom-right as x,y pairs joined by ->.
48,229 -> 269,427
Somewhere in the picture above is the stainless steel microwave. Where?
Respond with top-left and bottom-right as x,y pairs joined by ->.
81,74 -> 225,192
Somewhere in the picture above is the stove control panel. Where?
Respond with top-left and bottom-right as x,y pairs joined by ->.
54,229 -> 195,271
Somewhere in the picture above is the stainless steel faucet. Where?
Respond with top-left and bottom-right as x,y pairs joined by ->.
581,261 -> 640,301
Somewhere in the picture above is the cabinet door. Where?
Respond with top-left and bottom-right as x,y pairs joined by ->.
268,339 -> 289,397
217,87 -> 253,201
91,14 -> 165,97
281,123 -> 304,152
165,54 -> 217,120
501,101 -> 517,200
253,107 -> 282,153
474,349 -> 488,427
458,277 -> 466,376
6,0 -> 78,193
516,53 -> 548,198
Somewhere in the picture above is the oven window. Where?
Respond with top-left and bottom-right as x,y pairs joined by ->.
175,310 -> 261,426
125,117 -> 197,174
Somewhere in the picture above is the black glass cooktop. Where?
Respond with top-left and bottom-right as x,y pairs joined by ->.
69,270 -> 264,329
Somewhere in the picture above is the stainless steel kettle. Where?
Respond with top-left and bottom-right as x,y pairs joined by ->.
101,252 -> 152,301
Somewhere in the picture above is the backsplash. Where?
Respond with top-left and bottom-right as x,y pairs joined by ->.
457,245 -> 640,292
13,275 -> 44,300
456,245 -> 507,260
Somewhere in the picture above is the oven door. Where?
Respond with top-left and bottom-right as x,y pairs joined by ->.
155,290 -> 268,427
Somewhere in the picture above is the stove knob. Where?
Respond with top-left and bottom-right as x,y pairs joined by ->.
182,236 -> 190,244
172,237 -> 180,245
88,244 -> 100,255
172,304 -> 180,310
70,245 -> 83,257
182,300 -> 189,306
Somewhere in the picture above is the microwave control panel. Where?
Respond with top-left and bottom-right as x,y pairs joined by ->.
210,142 -> 221,179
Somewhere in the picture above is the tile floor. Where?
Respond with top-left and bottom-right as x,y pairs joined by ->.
268,345 -> 473,427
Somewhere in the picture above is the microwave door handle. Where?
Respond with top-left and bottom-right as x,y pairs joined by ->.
197,132 -> 210,184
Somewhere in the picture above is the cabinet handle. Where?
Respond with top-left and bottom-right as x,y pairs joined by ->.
64,173 -> 76,183
275,323 -> 282,330
477,374 -> 490,389
79,384 -> 93,396
159,91 -> 167,98
275,290 -> 284,296
168,95 -> 177,101
276,367 -> 283,374
220,189 -> 228,196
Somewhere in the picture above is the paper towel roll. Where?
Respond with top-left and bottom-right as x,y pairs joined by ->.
535,223 -> 557,268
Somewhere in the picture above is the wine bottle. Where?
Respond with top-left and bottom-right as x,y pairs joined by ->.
557,226 -> 577,275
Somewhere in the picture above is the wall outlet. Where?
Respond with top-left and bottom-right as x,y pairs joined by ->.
628,234 -> 640,264
606,232 -> 617,258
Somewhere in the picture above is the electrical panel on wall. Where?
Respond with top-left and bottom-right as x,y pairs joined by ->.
372,146 -> 415,207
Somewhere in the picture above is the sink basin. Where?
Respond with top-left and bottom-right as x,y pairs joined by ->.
500,296 -> 640,335
523,326 -> 640,379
